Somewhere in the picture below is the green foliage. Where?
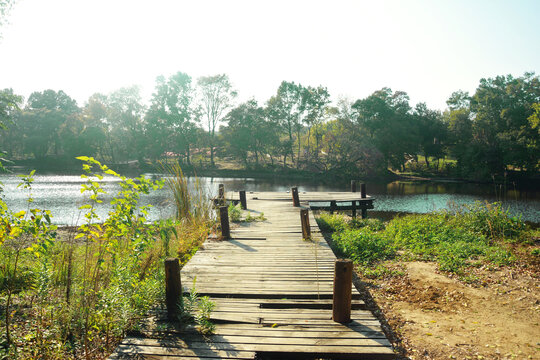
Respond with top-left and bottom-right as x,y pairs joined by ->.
450,201 -> 526,240
228,203 -> 242,222
0,160 -> 214,359
177,280 -> 215,335
319,201 -> 529,276
228,203 -> 266,223
316,213 -> 349,232
332,228 -> 395,264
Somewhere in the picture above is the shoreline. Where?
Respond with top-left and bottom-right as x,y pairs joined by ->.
6,159 -> 539,189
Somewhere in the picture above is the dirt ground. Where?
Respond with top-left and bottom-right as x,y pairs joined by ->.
356,261 -> 539,360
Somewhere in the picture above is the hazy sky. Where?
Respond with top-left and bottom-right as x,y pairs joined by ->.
0,0 -> 538,110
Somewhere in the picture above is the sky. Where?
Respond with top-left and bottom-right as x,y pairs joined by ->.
0,0 -> 539,111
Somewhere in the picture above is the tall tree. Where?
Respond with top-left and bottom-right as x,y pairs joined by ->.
197,74 -> 236,166
412,103 -> 446,168
106,86 -> 146,164
301,85 -> 330,163
222,99 -> 272,166
470,73 -> 540,175
266,81 -> 303,167
0,88 -> 22,169
20,89 -> 80,160
353,88 -> 416,171
146,72 -> 197,164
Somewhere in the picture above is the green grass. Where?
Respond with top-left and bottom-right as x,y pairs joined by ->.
317,202 -> 530,277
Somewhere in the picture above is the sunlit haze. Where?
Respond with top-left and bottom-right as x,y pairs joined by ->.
0,0 -> 538,110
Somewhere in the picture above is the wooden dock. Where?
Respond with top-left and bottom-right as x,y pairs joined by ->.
109,191 -> 395,360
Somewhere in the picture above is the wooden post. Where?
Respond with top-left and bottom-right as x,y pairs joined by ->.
351,180 -> 357,193
360,183 -> 367,219
330,200 -> 336,214
352,200 -> 357,218
291,187 -> 300,207
218,184 -> 225,205
333,259 -> 353,323
220,206 -> 230,239
239,190 -> 247,210
165,258 -> 182,321
300,208 -> 311,240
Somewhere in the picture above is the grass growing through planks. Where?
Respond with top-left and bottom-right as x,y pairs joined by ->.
0,158 -> 215,359
317,202 -> 535,280
228,203 -> 266,223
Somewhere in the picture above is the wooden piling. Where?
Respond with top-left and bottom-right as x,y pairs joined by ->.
291,187 -> 300,207
165,258 -> 182,321
351,180 -> 357,193
352,200 -> 357,218
332,259 -> 353,323
218,184 -> 225,205
220,205 -> 230,239
239,190 -> 247,210
300,208 -> 311,240
330,200 -> 336,214
360,184 -> 367,219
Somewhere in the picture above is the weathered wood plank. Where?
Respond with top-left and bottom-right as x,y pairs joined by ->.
108,192 -> 394,360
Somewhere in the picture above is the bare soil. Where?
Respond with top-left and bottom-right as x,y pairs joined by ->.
357,261 -> 540,360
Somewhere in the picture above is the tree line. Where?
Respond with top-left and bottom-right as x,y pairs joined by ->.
0,72 -> 539,180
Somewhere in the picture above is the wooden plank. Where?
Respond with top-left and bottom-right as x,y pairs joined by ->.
109,192 -> 395,360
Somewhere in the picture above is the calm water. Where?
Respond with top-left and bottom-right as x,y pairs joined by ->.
1,174 -> 538,225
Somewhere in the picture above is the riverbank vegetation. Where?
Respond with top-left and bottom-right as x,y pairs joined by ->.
317,202 -> 536,281
317,204 -> 539,359
1,72 -> 539,182
0,159 -> 215,359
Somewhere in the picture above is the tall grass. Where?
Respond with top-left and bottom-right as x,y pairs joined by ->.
161,161 -> 213,224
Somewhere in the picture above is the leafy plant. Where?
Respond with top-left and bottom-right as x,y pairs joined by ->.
228,203 -> 242,222
177,279 -> 215,335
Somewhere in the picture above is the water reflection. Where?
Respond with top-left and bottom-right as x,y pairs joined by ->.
1,174 -> 538,225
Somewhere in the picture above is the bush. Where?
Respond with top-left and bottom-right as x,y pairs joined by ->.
316,213 -> 349,232
332,228 -> 395,264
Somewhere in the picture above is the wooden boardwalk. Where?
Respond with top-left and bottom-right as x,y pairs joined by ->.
109,191 -> 395,360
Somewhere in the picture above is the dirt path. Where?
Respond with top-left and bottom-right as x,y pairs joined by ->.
358,261 -> 539,360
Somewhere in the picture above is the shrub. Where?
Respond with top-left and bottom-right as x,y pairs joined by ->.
316,213 -> 349,232
332,228 -> 395,264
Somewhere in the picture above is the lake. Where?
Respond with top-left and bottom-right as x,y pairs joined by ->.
1,173 -> 539,225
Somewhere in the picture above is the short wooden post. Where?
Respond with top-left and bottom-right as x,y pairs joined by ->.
330,200 -> 336,214
291,187 -> 300,207
351,180 -> 357,193
333,259 -> 353,323
300,208 -> 311,240
219,205 -> 230,239
218,184 -> 225,205
239,190 -> 247,210
351,200 -> 357,218
165,258 -> 182,321
360,183 -> 367,219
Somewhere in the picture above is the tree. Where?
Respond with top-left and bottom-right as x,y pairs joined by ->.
0,0 -> 17,38
469,73 -> 540,175
301,85 -> 330,163
222,99 -> 271,166
19,90 -> 80,160
106,86 -> 146,164
0,88 -> 22,169
146,72 -> 197,164
266,81 -> 303,167
353,88 -> 416,171
412,103 -> 446,168
197,74 -> 236,166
